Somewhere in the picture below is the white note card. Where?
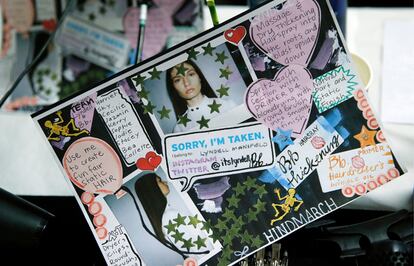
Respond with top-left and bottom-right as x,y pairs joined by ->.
381,20 -> 414,124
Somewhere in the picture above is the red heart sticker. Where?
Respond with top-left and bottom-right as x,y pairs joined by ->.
136,151 -> 162,171
42,19 -> 57,32
146,151 -> 162,169
224,26 -> 246,45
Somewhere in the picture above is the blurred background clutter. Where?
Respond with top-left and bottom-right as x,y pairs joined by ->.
0,0 -> 413,265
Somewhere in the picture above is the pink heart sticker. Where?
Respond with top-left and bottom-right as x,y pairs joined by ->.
245,65 -> 313,138
224,26 -> 246,45
249,0 -> 321,66
70,93 -> 97,133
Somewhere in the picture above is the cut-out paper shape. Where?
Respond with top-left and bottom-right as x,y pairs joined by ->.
164,123 -> 275,191
224,26 -> 246,45
353,125 -> 376,148
50,136 -> 71,150
81,191 -> 95,205
311,136 -> 325,149
70,93 -> 97,133
312,66 -> 358,113
44,111 -> 89,142
3,0 -> 35,34
63,137 -> 123,194
245,64 -> 313,137
88,201 -> 102,216
318,143 -> 395,193
96,227 -> 108,240
272,128 -> 294,151
271,188 -> 303,225
249,0 -> 321,66
270,116 -> 344,189
136,151 -> 162,171
93,214 -> 107,227
96,87 -> 153,166
194,177 -> 231,213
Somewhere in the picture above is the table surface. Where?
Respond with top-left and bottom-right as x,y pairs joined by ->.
1,6 -> 413,212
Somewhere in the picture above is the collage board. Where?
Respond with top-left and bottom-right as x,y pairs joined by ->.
32,0 -> 406,265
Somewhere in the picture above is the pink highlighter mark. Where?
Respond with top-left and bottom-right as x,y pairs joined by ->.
249,0 -> 321,66
245,64 -> 313,138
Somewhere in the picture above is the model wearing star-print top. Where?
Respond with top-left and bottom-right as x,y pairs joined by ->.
166,60 -> 236,133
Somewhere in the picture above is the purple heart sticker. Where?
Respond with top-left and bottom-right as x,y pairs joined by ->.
70,93 -> 97,133
249,0 -> 321,66
245,64 -> 313,138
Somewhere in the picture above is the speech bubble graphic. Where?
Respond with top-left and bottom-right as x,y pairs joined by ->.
249,0 -> 320,66
63,137 -> 123,194
3,0 -> 35,34
164,123 -> 275,191
245,64 -> 313,138
70,93 -> 97,133
312,66 -> 359,113
96,87 -> 153,166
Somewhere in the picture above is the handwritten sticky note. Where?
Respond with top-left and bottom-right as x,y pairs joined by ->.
249,0 -> 320,66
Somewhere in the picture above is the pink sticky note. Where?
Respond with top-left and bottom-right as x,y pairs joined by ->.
245,64 -> 313,137
249,0 -> 321,66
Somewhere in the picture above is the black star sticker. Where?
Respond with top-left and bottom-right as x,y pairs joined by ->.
208,100 -> 222,113
143,101 -> 156,114
137,87 -> 149,99
196,116 -> 210,129
175,63 -> 188,76
149,67 -> 161,80
219,66 -> 232,79
215,51 -> 229,64
177,114 -> 191,127
132,74 -> 145,86
173,213 -> 186,227
157,106 -> 171,119
216,84 -> 230,97
164,220 -> 176,234
202,43 -> 215,56
181,237 -> 194,251
194,236 -> 207,249
187,47 -> 199,61
171,230 -> 185,244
